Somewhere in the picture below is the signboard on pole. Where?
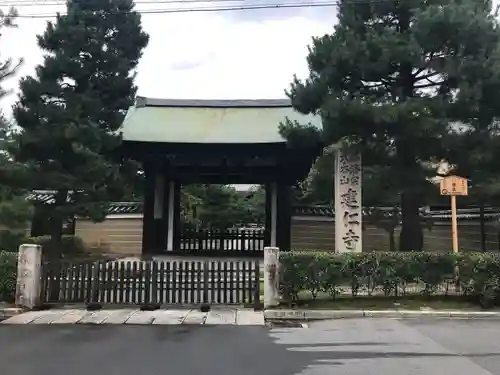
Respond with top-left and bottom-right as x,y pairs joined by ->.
439,175 -> 468,253
440,175 -> 468,196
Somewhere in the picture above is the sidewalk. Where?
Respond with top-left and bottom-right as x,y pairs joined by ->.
1,307 -> 265,325
264,308 -> 500,320
0,304 -> 23,319
6,306 -> 498,325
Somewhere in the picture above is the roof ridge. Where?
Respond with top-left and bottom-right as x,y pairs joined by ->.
135,97 -> 292,108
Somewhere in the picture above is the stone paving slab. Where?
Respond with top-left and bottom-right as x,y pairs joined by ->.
181,310 -> 207,324
78,310 -> 116,324
0,306 -> 23,319
1,308 -> 264,326
237,309 -> 266,325
51,309 -> 87,324
125,310 -> 159,325
103,309 -> 139,324
1,310 -> 52,324
31,311 -> 69,324
151,309 -> 189,325
205,309 -> 236,325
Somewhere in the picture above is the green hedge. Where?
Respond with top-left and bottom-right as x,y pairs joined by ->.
0,230 -> 27,253
0,251 -> 17,303
279,252 -> 500,307
28,235 -> 86,259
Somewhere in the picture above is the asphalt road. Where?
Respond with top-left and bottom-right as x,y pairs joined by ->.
2,318 -> 500,374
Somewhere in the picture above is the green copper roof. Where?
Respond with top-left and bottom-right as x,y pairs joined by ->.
120,97 -> 322,144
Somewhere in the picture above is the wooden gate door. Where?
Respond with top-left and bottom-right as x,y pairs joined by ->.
40,259 -> 261,308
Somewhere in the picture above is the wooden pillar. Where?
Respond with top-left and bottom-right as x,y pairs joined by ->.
276,183 -> 291,251
151,175 -> 165,254
160,180 -> 169,251
161,180 -> 172,252
30,206 -> 47,237
173,183 -> 182,251
264,183 -> 272,246
141,162 -> 155,256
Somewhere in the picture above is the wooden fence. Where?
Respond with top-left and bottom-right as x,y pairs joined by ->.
40,259 -> 261,307
180,229 -> 265,255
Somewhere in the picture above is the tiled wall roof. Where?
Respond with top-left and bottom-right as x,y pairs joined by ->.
26,191 -> 142,215
107,202 -> 143,214
27,191 -> 500,221
292,205 -> 500,221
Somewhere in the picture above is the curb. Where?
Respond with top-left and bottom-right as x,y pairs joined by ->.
264,309 -> 500,321
0,307 -> 24,319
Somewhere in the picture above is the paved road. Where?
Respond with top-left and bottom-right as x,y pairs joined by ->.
1,318 -> 500,374
270,318 -> 500,375
0,325 -> 301,375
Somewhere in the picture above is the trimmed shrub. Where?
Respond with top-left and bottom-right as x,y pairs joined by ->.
279,251 -> 500,307
0,251 -> 17,302
28,235 -> 86,259
0,230 -> 28,253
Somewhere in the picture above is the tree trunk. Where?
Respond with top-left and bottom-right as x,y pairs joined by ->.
399,191 -> 423,251
48,214 -> 63,301
395,3 -> 421,252
30,206 -> 45,237
480,201 -> 487,252
48,190 -> 67,301
389,229 -> 396,252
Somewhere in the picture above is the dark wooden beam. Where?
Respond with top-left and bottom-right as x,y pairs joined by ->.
264,184 -> 272,247
173,183 -> 182,251
122,141 -> 291,158
170,171 -> 297,185
276,183 -> 292,251
141,162 -> 155,256
160,178 -> 172,252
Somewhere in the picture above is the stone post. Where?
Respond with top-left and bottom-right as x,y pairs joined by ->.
264,246 -> 280,308
15,244 -> 43,309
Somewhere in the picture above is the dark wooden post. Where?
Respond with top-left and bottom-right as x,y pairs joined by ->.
141,161 -> 155,256
151,175 -> 166,256
480,202 -> 487,252
264,183 -> 272,247
173,183 -> 182,251
276,183 -> 292,251
161,179 -> 172,252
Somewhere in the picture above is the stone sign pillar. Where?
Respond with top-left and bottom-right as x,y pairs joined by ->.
334,149 -> 362,253
15,244 -> 43,309
264,246 -> 280,308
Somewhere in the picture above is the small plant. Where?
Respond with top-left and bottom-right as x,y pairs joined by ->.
0,250 -> 17,302
28,235 -> 86,259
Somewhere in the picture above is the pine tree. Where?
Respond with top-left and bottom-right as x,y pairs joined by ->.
443,33 -> 500,203
0,8 -> 34,252
284,0 -> 500,251
0,7 -> 22,101
0,7 -> 22,143
0,7 -> 31,230
10,0 -> 149,256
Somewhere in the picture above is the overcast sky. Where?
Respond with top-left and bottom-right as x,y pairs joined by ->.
0,0 -> 337,115
3,1 -> 500,114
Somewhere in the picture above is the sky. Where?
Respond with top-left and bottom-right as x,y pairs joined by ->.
0,0 -> 337,114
